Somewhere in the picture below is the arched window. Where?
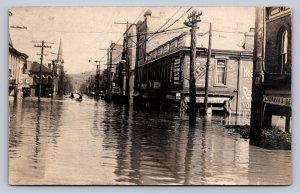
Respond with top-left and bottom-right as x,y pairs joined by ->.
279,29 -> 288,73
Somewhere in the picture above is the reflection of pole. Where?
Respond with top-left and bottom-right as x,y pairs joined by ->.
51,60 -> 55,98
95,64 -> 99,99
184,10 -> 202,126
38,41 -> 44,102
109,48 -> 113,99
125,30 -> 130,102
204,22 -> 212,114
107,48 -> 111,99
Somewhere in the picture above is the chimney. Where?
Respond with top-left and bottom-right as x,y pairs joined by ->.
244,28 -> 255,51
144,9 -> 152,18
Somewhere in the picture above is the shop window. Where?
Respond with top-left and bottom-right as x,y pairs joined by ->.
215,59 -> 227,85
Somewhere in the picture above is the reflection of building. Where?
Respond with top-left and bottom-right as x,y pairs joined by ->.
251,7 -> 291,134
134,10 -> 254,114
8,34 -> 29,99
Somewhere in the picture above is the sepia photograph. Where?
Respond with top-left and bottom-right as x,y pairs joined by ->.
8,6 -> 292,185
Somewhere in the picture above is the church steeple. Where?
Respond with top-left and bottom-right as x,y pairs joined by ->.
56,39 -> 64,64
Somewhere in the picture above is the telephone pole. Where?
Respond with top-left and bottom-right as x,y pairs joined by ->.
250,7 -> 265,138
33,40 -> 53,102
100,48 -> 115,100
184,10 -> 202,126
204,22 -> 212,113
114,22 -> 135,103
94,60 -> 104,99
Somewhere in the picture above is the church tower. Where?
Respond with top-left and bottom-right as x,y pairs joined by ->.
56,39 -> 65,97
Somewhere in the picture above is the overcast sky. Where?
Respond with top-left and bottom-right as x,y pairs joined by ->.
9,7 -> 255,74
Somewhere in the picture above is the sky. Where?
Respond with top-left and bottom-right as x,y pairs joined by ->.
9,7 -> 255,74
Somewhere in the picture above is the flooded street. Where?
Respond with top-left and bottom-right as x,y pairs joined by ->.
9,97 -> 291,185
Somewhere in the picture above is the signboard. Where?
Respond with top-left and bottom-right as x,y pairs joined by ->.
141,83 -> 147,89
195,58 -> 207,80
173,58 -> 181,85
112,87 -> 121,94
175,93 -> 181,100
185,96 -> 229,103
153,81 -> 161,89
263,95 -> 291,107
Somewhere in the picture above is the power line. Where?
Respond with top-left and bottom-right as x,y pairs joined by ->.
91,9 -> 145,63
149,7 -> 192,41
148,7 -> 182,39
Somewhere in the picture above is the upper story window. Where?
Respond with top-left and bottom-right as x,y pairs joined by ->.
280,30 -> 288,73
215,59 -> 227,86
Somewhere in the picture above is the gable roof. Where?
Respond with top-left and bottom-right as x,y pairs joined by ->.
28,61 -> 53,75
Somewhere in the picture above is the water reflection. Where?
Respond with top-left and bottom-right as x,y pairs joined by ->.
9,97 -> 291,185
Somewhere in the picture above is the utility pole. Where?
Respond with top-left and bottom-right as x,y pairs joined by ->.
33,40 -> 53,102
93,60 -> 104,99
184,10 -> 202,126
204,22 -> 212,114
115,22 -> 135,103
250,7 -> 265,138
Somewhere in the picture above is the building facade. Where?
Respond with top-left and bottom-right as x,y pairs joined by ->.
109,42 -> 123,98
251,7 -> 291,133
27,61 -> 58,97
135,24 -> 254,115
9,35 -> 29,99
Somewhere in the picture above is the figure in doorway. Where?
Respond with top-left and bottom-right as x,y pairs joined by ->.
180,95 -> 188,118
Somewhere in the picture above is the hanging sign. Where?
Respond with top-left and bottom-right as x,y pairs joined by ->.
263,95 -> 291,107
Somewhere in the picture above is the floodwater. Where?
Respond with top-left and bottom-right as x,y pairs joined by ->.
8,97 -> 292,185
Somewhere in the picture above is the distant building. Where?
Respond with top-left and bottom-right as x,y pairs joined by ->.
109,42 -> 123,97
8,34 -> 29,99
27,61 -> 57,97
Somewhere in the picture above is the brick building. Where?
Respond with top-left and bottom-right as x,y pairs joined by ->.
251,7 -> 291,134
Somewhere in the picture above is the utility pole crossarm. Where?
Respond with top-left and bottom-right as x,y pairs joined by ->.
32,40 -> 54,102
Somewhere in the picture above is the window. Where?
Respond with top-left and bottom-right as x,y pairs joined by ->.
280,30 -> 288,73
215,60 -> 226,85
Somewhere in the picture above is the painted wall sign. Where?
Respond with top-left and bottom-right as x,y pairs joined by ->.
263,95 -> 292,107
173,58 -> 181,85
239,63 -> 253,113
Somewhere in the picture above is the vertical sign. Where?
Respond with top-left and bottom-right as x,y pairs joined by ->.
174,58 -> 181,85
239,62 -> 253,124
